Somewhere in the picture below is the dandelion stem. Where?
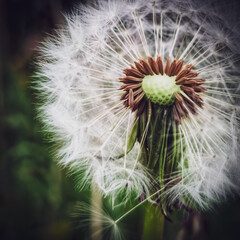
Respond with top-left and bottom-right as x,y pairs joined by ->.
142,203 -> 165,240
114,188 -> 162,224
91,184 -> 102,240
114,177 -> 181,224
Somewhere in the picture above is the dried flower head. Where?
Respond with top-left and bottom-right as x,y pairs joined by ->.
120,56 -> 205,123
36,0 -> 240,214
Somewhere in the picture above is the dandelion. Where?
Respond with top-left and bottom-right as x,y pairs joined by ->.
36,0 -> 240,237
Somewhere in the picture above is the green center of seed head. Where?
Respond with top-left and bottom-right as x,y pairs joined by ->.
142,74 -> 180,105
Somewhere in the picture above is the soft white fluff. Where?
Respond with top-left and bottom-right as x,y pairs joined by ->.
36,0 -> 240,209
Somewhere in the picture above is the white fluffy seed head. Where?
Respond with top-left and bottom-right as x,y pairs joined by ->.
36,0 -> 240,210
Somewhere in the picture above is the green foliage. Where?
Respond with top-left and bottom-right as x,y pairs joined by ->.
1,66 -> 87,239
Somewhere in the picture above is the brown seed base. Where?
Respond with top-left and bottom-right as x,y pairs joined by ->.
119,56 -> 206,124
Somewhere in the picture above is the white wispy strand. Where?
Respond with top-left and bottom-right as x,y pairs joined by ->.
35,0 -> 240,209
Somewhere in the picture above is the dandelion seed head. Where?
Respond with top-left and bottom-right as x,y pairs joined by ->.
36,0 -> 240,212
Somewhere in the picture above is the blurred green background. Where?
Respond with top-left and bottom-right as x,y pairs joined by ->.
1,0 -> 240,239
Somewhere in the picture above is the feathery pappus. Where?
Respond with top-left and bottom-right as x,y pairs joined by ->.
36,0 -> 240,218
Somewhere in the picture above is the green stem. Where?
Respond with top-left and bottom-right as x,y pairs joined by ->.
91,184 -> 102,240
114,177 -> 180,224
142,204 -> 165,240
114,185 -> 165,224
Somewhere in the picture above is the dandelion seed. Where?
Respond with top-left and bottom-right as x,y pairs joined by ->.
36,0 -> 240,227
73,201 -> 125,240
